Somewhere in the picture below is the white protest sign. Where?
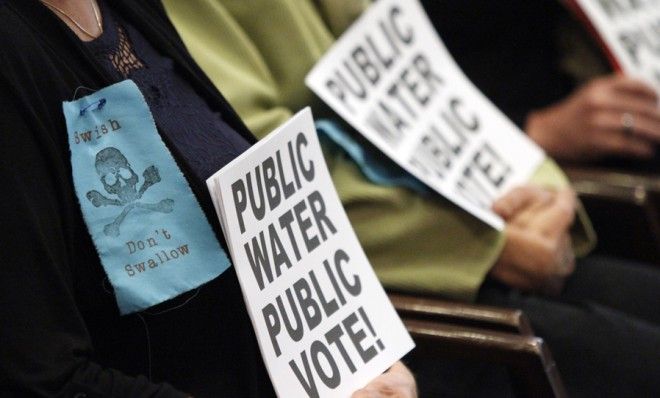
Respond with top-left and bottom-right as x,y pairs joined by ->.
568,0 -> 660,92
207,108 -> 414,398
306,0 -> 545,230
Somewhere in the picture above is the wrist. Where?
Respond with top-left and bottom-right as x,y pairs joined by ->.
526,110 -> 554,153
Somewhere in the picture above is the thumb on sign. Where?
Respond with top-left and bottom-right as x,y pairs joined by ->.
351,362 -> 417,398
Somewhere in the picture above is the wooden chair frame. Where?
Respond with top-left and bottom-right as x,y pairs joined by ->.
564,165 -> 660,264
389,293 -> 567,397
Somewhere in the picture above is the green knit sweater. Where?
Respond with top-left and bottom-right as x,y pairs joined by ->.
163,0 -> 596,301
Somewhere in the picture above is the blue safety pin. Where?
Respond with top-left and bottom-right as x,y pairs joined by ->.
79,98 -> 107,116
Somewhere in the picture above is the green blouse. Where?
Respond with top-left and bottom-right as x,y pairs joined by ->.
163,0 -> 596,301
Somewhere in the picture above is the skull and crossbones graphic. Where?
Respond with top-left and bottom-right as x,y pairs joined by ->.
86,147 -> 174,237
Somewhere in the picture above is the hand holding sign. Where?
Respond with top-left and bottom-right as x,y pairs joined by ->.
207,108 -> 413,397
566,0 -> 660,93
351,362 -> 417,398
306,0 -> 544,230
527,75 -> 660,160
490,187 -> 577,295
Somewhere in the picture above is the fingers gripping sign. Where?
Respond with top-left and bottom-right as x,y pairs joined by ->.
351,362 -> 418,398
208,108 -> 414,398
528,75 -> 660,160
306,0 -> 545,230
490,186 -> 578,294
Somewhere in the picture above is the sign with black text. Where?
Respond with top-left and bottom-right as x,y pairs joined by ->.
567,0 -> 660,92
207,108 -> 414,398
306,0 -> 545,230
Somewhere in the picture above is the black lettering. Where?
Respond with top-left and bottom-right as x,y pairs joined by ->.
387,82 -> 416,119
296,133 -> 315,182
358,307 -> 385,351
277,289 -> 304,342
311,340 -> 341,389
263,303 -> 282,357
412,53 -> 444,98
449,98 -> 479,131
343,312 -> 377,364
231,178 -> 248,234
366,29 -> 397,69
246,169 -> 267,222
262,156 -> 281,211
352,45 -> 380,85
365,110 -> 401,147
290,351 -> 319,398
108,118 -> 121,131
596,0 -> 635,18
324,259 -> 346,306
335,62 -> 367,100
455,166 -> 493,209
294,199 -> 320,253
309,269 -> 340,318
288,140 -> 303,190
135,262 -> 146,273
325,324 -> 357,373
390,5 -> 413,44
472,143 -> 512,189
276,149 -> 296,199
620,31 -> 642,65
244,231 -> 272,290
307,191 -> 337,241
279,209 -> 302,262
378,99 -> 410,133
269,224 -> 292,278
335,249 -> 361,296
325,79 -> 355,114
294,278 -> 322,332
177,244 -> 190,255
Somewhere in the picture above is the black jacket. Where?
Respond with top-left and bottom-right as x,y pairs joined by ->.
422,0 -> 659,171
0,0 -> 273,396
421,0 -> 577,128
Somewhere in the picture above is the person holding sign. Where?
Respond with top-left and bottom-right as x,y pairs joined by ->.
421,0 -> 660,170
207,109 -> 416,397
163,0 -> 660,396
0,0 -> 416,397
527,75 -> 660,162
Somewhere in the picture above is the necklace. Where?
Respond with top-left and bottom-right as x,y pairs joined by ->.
40,0 -> 103,39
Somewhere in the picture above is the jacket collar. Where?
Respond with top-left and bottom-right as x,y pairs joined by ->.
5,0 -> 257,145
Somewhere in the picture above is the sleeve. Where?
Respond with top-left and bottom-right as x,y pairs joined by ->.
526,159 -> 597,257
0,80 -> 188,398
312,0 -> 370,37
327,151 -> 597,302
326,149 -> 506,302
165,0 -> 501,302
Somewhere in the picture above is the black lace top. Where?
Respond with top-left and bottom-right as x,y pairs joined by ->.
86,3 -> 252,184
0,1 -> 275,397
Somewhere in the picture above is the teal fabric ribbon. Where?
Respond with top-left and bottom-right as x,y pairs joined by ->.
63,80 -> 231,314
316,119 -> 428,194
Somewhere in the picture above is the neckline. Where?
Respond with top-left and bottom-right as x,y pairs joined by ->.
40,0 -> 103,41
83,0 -> 115,46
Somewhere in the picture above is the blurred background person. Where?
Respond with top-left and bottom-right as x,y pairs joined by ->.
164,0 -> 660,396
421,0 -> 660,171
0,0 -> 416,396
